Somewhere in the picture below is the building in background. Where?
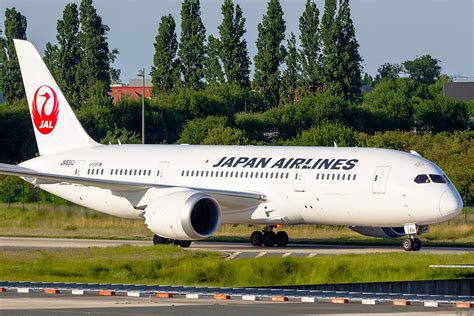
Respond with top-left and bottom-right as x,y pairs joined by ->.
109,78 -> 152,105
444,78 -> 474,101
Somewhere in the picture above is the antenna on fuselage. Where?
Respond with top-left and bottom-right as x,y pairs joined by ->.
333,141 -> 338,148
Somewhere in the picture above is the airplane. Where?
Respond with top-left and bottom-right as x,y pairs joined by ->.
0,39 -> 463,251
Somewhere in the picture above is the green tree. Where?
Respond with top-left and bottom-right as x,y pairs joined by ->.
0,8 -> 27,103
178,116 -> 227,144
44,3 -> 82,108
77,0 -> 111,101
280,33 -> 301,104
415,96 -> 470,133
203,35 -> 224,85
178,0 -> 206,90
362,79 -> 417,131
218,0 -> 250,87
361,73 -> 373,85
299,0 -> 322,94
402,54 -> 441,84
323,0 -> 362,101
290,122 -> 357,147
375,62 -> 403,83
253,0 -> 286,107
320,0 -> 337,51
100,126 -> 140,144
203,126 -> 248,145
151,14 -> 179,95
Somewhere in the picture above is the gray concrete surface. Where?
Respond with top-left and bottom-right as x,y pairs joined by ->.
0,237 -> 471,257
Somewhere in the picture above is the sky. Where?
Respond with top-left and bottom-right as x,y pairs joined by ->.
1,0 -> 473,83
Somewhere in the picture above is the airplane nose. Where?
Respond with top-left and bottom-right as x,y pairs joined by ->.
439,188 -> 463,219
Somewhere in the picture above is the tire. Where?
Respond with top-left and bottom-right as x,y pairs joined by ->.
250,231 -> 264,246
263,231 -> 276,247
402,238 -> 413,251
153,234 -> 163,245
275,231 -> 289,247
412,238 -> 422,251
177,240 -> 192,248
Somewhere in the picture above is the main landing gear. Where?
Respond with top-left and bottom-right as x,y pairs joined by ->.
153,234 -> 192,248
250,226 -> 289,247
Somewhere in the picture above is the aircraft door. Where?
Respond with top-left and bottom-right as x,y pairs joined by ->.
156,161 -> 169,184
75,160 -> 85,176
372,166 -> 391,194
293,168 -> 306,192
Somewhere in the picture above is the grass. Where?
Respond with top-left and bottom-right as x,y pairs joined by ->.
0,203 -> 472,245
1,245 -> 473,286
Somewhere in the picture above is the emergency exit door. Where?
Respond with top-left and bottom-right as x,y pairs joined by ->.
293,169 -> 306,192
156,161 -> 169,184
372,166 -> 391,194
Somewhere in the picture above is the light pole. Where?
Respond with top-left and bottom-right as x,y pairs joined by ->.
137,68 -> 145,144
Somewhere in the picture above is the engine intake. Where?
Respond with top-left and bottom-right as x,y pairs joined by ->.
144,188 -> 221,240
350,226 -> 405,238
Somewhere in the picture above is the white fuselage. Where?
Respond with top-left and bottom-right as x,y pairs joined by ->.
20,144 -> 463,228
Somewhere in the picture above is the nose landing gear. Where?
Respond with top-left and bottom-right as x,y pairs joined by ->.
250,226 -> 288,247
402,224 -> 427,251
402,236 -> 421,251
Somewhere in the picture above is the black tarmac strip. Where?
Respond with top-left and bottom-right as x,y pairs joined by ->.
0,294 -> 462,316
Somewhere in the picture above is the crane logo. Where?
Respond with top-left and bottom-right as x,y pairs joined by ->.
32,85 -> 59,134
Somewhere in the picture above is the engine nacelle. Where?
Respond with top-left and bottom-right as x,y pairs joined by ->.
350,226 -> 405,238
144,188 -> 221,240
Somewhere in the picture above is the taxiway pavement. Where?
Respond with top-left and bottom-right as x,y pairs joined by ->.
0,236 -> 471,258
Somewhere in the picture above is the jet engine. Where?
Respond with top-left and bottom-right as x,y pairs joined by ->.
349,226 -> 405,238
144,188 -> 221,240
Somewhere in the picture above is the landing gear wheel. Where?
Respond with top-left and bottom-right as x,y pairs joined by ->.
176,240 -> 192,248
250,231 -> 264,246
412,238 -> 422,251
263,231 -> 276,247
402,238 -> 413,251
275,231 -> 289,247
153,234 -> 168,245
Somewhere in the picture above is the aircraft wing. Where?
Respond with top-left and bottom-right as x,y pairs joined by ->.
0,163 -> 267,208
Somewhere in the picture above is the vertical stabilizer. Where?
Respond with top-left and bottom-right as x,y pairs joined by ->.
14,39 -> 98,155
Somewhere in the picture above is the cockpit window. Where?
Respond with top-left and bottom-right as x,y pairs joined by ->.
414,174 -> 430,184
429,174 -> 446,183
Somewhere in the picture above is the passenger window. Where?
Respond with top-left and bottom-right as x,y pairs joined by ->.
148,170 -> 151,176
429,174 -> 446,183
115,169 -> 119,175
353,174 -> 357,181
206,171 -> 209,177
316,173 -> 319,180
337,174 -> 340,180
332,174 -> 335,180
210,171 -> 214,177
101,169 -> 104,175
414,174 -> 430,184
110,169 -> 113,175
286,173 -> 289,179
342,174 -> 345,180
